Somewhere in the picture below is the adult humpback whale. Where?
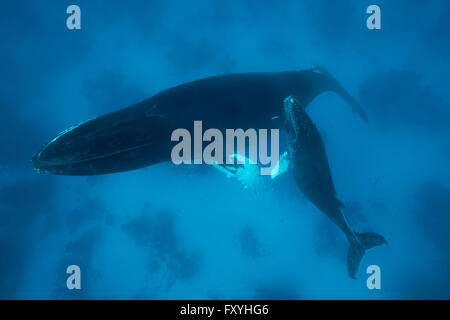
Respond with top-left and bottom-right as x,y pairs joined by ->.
283,96 -> 386,278
32,64 -> 368,175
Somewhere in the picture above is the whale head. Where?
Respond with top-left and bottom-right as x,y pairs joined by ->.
283,96 -> 305,141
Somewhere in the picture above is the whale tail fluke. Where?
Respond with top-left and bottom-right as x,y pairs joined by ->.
312,63 -> 369,123
347,232 -> 387,279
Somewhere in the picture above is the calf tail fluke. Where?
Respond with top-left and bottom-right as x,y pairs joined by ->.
347,232 -> 387,279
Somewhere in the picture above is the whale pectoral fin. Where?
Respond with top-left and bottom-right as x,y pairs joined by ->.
270,151 -> 290,179
212,162 -> 237,178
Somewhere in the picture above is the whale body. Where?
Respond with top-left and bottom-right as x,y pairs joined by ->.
32,65 -> 367,176
283,96 -> 386,278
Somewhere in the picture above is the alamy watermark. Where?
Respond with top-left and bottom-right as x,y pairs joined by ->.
65,4 -> 380,31
66,265 -> 81,290
170,121 -> 279,175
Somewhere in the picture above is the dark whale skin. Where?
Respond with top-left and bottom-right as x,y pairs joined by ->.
32,67 -> 364,176
283,96 -> 352,234
283,96 -> 386,278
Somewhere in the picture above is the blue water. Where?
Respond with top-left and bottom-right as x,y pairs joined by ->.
1,0 -> 449,299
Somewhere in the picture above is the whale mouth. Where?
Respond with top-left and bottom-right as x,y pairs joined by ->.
32,141 -> 159,175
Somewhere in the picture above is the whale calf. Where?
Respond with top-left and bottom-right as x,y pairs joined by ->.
32,65 -> 368,176
283,96 -> 386,278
